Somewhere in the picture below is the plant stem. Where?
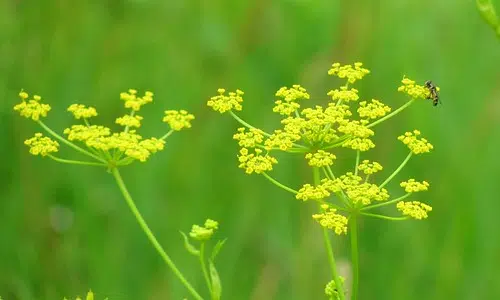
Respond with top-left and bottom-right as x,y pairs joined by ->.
199,243 -> 212,296
361,193 -> 411,211
111,168 -> 203,300
366,99 -> 415,129
314,167 -> 345,300
350,214 -> 359,300
360,212 -> 408,221
47,155 -> 107,167
161,129 -> 174,140
354,150 -> 360,176
379,152 -> 413,189
262,172 -> 298,194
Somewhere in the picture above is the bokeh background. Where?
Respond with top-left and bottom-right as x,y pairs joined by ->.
1,1 -> 499,299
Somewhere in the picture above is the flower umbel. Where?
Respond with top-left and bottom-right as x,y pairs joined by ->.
163,110 -> 195,131
238,148 -> 277,174
14,92 -> 51,121
207,88 -> 244,113
398,130 -> 433,154
67,104 -> 98,119
24,133 -> 59,156
400,179 -> 430,193
397,201 -> 432,219
312,204 -> 348,235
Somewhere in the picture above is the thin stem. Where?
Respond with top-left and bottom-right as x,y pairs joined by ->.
262,172 -> 298,194
37,120 -> 107,163
199,243 -> 212,295
379,152 -> 413,189
350,214 -> 359,300
111,168 -> 203,300
314,167 -> 345,300
361,193 -> 411,211
161,129 -> 175,141
366,99 -> 415,129
354,150 -> 360,176
47,155 -> 107,167
360,212 -> 408,221
325,166 -> 351,208
124,110 -> 135,134
322,135 -> 351,150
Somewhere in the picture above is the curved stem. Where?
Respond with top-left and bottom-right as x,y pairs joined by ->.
366,99 -> 415,129
161,129 -> 175,141
350,214 -> 359,300
229,110 -> 271,137
361,193 -> 411,211
360,212 -> 408,221
37,120 -> 107,163
314,167 -> 345,300
111,168 -> 203,300
262,172 -> 298,194
199,243 -> 212,295
47,155 -> 107,167
379,152 -> 413,189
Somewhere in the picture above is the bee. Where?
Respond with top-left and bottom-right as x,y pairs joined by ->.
425,80 -> 440,106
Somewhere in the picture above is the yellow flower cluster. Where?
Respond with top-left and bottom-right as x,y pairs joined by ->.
163,110 -> 195,131
24,133 -> 59,156
397,77 -> 430,100
120,89 -> 153,111
305,150 -> 336,167
189,219 -> 219,241
312,204 -> 348,235
398,130 -> 434,154
400,179 -> 430,193
328,62 -> 370,84
357,99 -> 391,119
264,129 -> 300,151
238,148 -> 277,174
357,160 -> 383,175
273,85 -> 310,115
233,127 -> 264,147
67,104 -> 98,119
296,183 -> 330,201
14,91 -> 51,121
116,114 -> 143,128
397,201 -> 432,219
338,120 -> 375,151
207,88 -> 244,113
327,86 -> 360,102
334,172 -> 389,205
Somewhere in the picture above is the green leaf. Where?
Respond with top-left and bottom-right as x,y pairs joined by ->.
180,231 -> 200,256
209,260 -> 222,300
210,238 -> 227,261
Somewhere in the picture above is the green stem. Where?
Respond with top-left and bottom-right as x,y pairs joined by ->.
161,129 -> 175,140
379,152 -> 413,189
350,214 -> 359,300
314,167 -> 345,300
47,155 -> 107,167
200,243 -> 212,295
360,212 -> 408,221
361,193 -> 411,211
37,120 -> 107,163
366,99 -> 415,129
325,166 -> 351,208
262,172 -> 298,194
111,168 -> 203,300
354,150 -> 360,176
124,110 -> 135,133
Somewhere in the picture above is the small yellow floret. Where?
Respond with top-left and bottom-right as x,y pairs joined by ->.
296,183 -> 330,201
327,86 -> 360,102
273,85 -> 310,115
67,104 -> 98,119
115,114 -> 143,128
237,148 -> 277,174
264,129 -> 301,151
357,160 -> 383,175
305,150 -> 336,167
24,133 -> 59,156
397,201 -> 432,219
233,127 -> 264,148
190,219 -> 219,241
207,88 -> 244,113
398,130 -> 433,154
400,179 -> 430,193
162,110 -> 195,131
328,62 -> 370,84
120,90 -> 154,111
397,77 -> 430,100
312,204 -> 348,235
357,99 -> 391,119
13,91 -> 51,121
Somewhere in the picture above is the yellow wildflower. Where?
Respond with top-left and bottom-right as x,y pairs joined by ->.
190,219 -> 219,241
233,127 -> 264,148
338,120 -> 375,151
312,204 -> 348,235
327,62 -> 370,84
357,99 -> 391,119
162,110 -> 195,131
397,77 -> 431,100
398,130 -> 433,154
275,84 -> 310,102
67,104 -> 98,119
324,103 -> 352,122
305,150 -> 336,167
345,182 -> 389,205
120,90 -> 153,111
115,114 -> 143,128
264,129 -> 301,151
13,92 -> 51,121
327,86 -> 360,102
207,88 -> 244,113
400,179 -> 430,193
238,148 -> 277,174
24,133 -> 59,156
63,125 -> 111,142
296,183 -> 330,201
357,160 -> 383,175
397,201 -> 432,219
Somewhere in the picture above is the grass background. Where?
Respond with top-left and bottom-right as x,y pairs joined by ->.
1,0 -> 499,299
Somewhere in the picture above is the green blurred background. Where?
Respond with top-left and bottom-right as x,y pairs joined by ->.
1,0 -> 499,299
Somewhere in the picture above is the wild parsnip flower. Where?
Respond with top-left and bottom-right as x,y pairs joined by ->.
120,89 -> 153,111
398,130 -> 433,154
312,204 -> 348,235
324,103 -> 352,122
264,129 -> 301,151
207,88 -> 244,113
338,120 -> 375,151
163,110 -> 195,131
400,179 -> 430,193
14,91 -> 51,121
396,201 -> 432,219
357,99 -> 391,119
238,148 -> 277,174
233,127 -> 264,148
305,150 -> 336,167
357,160 -> 383,175
64,125 -> 111,142
189,219 -> 219,241
24,133 -> 59,156
67,104 -> 98,119
296,106 -> 340,143
345,182 -> 389,205
116,114 -> 143,128
296,183 -> 330,201
327,86 -> 360,102
273,85 -> 310,115
328,62 -> 370,84
397,77 -> 432,100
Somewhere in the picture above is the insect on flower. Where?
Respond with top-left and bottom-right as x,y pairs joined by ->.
424,80 -> 440,106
